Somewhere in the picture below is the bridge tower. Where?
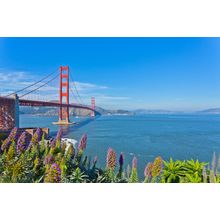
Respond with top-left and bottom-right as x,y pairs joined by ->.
90,97 -> 95,117
57,66 -> 70,125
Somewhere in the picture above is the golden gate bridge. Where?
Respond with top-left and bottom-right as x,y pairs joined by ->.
0,66 -> 98,131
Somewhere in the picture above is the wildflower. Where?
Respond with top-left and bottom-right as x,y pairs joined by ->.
34,157 -> 41,171
132,156 -> 137,169
50,129 -> 62,148
12,161 -> 23,182
78,134 -> 87,151
44,163 -> 61,183
44,154 -> 55,165
16,131 -> 29,154
144,162 -> 154,178
1,127 -> 19,151
129,156 -> 138,183
152,156 -> 163,177
60,158 -> 67,177
106,148 -> 116,170
66,144 -> 75,160
119,153 -> 124,167
117,153 -> 124,179
202,166 -> 207,183
28,129 -> 41,148
8,127 -> 19,142
56,129 -> 62,142
6,141 -> 15,162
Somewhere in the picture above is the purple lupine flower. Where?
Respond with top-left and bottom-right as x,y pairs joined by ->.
50,138 -> 56,148
44,154 -> 55,165
51,163 -> 61,183
16,131 -> 29,153
50,129 -> 62,148
35,128 -> 43,142
78,134 -> 87,151
106,148 -> 116,170
45,163 -> 61,183
28,128 -> 42,148
8,127 -> 19,142
119,153 -> 124,167
56,129 -> 62,142
132,156 -> 137,169
1,127 -> 19,151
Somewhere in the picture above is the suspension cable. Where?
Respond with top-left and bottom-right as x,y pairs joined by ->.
19,73 -> 59,99
69,68 -> 85,105
4,68 -> 59,97
70,87 -> 81,104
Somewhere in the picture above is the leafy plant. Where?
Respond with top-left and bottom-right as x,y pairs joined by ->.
162,158 -> 185,183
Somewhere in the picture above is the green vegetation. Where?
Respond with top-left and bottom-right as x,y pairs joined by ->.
0,127 -> 219,183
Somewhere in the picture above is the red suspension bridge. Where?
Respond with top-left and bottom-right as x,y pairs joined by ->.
0,66 -> 98,131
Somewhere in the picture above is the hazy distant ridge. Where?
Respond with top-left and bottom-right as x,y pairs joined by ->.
20,106 -> 220,116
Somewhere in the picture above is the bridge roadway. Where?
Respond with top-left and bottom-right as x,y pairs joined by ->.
19,98 -> 95,112
0,96 -> 95,112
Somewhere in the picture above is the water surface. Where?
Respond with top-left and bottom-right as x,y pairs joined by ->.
20,114 -> 220,179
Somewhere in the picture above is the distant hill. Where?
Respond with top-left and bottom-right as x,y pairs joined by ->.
20,106 -> 134,116
20,106 -> 220,116
196,108 -> 220,114
133,109 -> 183,115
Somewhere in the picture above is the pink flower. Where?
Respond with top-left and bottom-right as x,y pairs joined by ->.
132,156 -> 137,169
106,148 -> 116,170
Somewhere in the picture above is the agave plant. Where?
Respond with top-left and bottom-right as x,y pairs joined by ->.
162,158 -> 185,183
69,167 -> 88,183
183,159 -> 207,176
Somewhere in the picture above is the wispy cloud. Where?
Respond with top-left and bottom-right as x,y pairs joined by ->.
96,95 -> 130,101
73,81 -> 109,91
0,69 -> 131,109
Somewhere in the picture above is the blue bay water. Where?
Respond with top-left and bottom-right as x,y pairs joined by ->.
20,114 -> 220,179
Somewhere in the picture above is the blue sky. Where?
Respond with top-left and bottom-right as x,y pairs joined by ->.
1,37 -> 220,111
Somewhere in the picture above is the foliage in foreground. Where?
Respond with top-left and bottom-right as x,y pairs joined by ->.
0,127 -> 220,183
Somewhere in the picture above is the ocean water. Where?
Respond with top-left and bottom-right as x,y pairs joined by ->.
20,114 -> 220,179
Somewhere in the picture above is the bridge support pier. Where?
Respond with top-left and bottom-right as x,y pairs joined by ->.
14,94 -> 19,128
0,94 -> 19,131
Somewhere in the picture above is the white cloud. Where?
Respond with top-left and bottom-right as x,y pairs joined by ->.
72,81 -> 109,91
96,95 -> 130,101
0,69 -> 131,109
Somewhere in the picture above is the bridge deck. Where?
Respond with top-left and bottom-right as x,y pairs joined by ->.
0,96 -> 94,112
